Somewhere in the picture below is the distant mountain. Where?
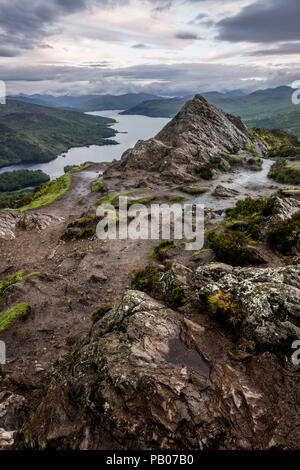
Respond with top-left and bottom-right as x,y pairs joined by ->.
120,86 -> 300,136
8,93 -> 163,112
0,100 -> 117,168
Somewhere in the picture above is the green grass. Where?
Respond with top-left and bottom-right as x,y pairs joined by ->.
193,248 -> 210,256
0,303 -> 31,332
19,173 -> 71,211
149,240 -> 176,260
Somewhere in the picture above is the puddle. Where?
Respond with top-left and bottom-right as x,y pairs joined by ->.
193,159 -> 282,211
164,338 -> 210,377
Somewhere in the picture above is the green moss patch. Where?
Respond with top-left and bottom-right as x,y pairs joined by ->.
182,187 -> 209,195
0,302 -> 31,332
91,180 -> 107,193
91,304 -> 115,324
0,270 -> 24,299
208,290 -> 247,327
167,195 -> 186,202
67,217 -> 92,228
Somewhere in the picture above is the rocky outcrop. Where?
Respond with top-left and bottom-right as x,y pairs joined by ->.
118,95 -> 267,182
0,210 -> 64,240
24,263 -> 300,450
0,210 -> 19,240
213,185 -> 239,198
0,391 -> 26,449
193,263 -> 300,348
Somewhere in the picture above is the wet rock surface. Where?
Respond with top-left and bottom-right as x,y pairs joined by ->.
24,264 -> 300,450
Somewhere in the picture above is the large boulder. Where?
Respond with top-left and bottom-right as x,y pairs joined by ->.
25,266 -> 300,450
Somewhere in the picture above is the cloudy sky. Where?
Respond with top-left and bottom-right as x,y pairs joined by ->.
0,0 -> 299,96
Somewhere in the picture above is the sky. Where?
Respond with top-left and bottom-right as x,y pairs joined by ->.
0,0 -> 300,96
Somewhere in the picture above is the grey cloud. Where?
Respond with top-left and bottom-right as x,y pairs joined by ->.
0,47 -> 20,57
249,42 -> 300,56
217,0 -> 300,43
132,43 -> 148,49
4,62 -> 300,97
175,32 -> 201,40
188,13 -> 207,25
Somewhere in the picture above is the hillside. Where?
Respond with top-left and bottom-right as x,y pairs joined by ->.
121,86 -> 300,136
0,100 -> 117,168
0,91 -> 299,451
8,93 -> 163,112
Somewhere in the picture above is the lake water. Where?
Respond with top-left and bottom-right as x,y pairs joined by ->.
0,110 -> 170,180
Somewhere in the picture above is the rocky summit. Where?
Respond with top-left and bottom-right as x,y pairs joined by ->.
118,95 -> 267,182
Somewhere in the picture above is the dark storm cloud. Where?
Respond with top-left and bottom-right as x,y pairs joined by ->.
0,0 -> 127,51
217,0 -> 300,43
249,42 -> 300,56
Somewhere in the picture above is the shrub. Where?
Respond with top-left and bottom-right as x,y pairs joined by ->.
170,287 -> 187,308
131,266 -> 165,293
268,160 -> 300,185
76,227 -> 96,239
227,197 -> 275,219
208,231 -> 255,266
266,211 -> 300,254
199,164 -> 213,180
